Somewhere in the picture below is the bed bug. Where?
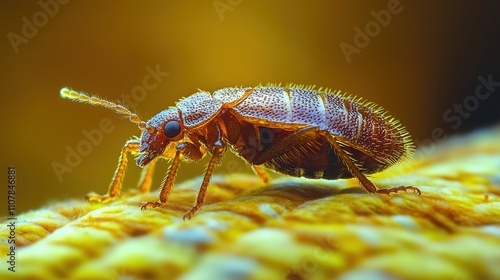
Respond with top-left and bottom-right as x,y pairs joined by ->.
60,85 -> 419,219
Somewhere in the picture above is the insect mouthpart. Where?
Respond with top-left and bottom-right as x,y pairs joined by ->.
135,152 -> 151,167
136,140 -> 165,167
134,125 -> 165,167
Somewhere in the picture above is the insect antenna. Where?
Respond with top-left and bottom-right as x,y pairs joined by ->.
60,87 -> 146,130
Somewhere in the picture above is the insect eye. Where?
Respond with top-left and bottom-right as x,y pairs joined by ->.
164,120 -> 181,139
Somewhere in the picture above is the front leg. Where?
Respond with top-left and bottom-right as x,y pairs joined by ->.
141,142 -> 203,210
86,139 -> 140,203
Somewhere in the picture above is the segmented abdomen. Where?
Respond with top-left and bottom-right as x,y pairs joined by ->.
224,86 -> 412,165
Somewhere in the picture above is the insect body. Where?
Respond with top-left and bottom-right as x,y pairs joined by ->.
60,85 -> 419,219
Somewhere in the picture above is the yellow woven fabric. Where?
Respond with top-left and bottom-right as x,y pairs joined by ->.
1,126 -> 500,279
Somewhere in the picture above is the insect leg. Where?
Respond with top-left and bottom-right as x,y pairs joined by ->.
136,159 -> 157,193
183,144 -> 225,220
141,142 -> 204,211
86,139 -> 140,203
325,134 -> 420,195
251,165 -> 270,184
140,145 -> 182,210
324,134 -> 378,193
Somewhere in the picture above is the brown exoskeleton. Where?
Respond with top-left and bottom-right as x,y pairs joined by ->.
60,85 -> 419,219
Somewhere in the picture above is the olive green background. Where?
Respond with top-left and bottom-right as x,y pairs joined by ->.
1,1 -> 499,213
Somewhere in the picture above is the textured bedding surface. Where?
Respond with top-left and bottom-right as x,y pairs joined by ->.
1,126 -> 500,280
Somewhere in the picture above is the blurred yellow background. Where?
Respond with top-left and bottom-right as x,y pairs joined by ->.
1,0 -> 499,213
